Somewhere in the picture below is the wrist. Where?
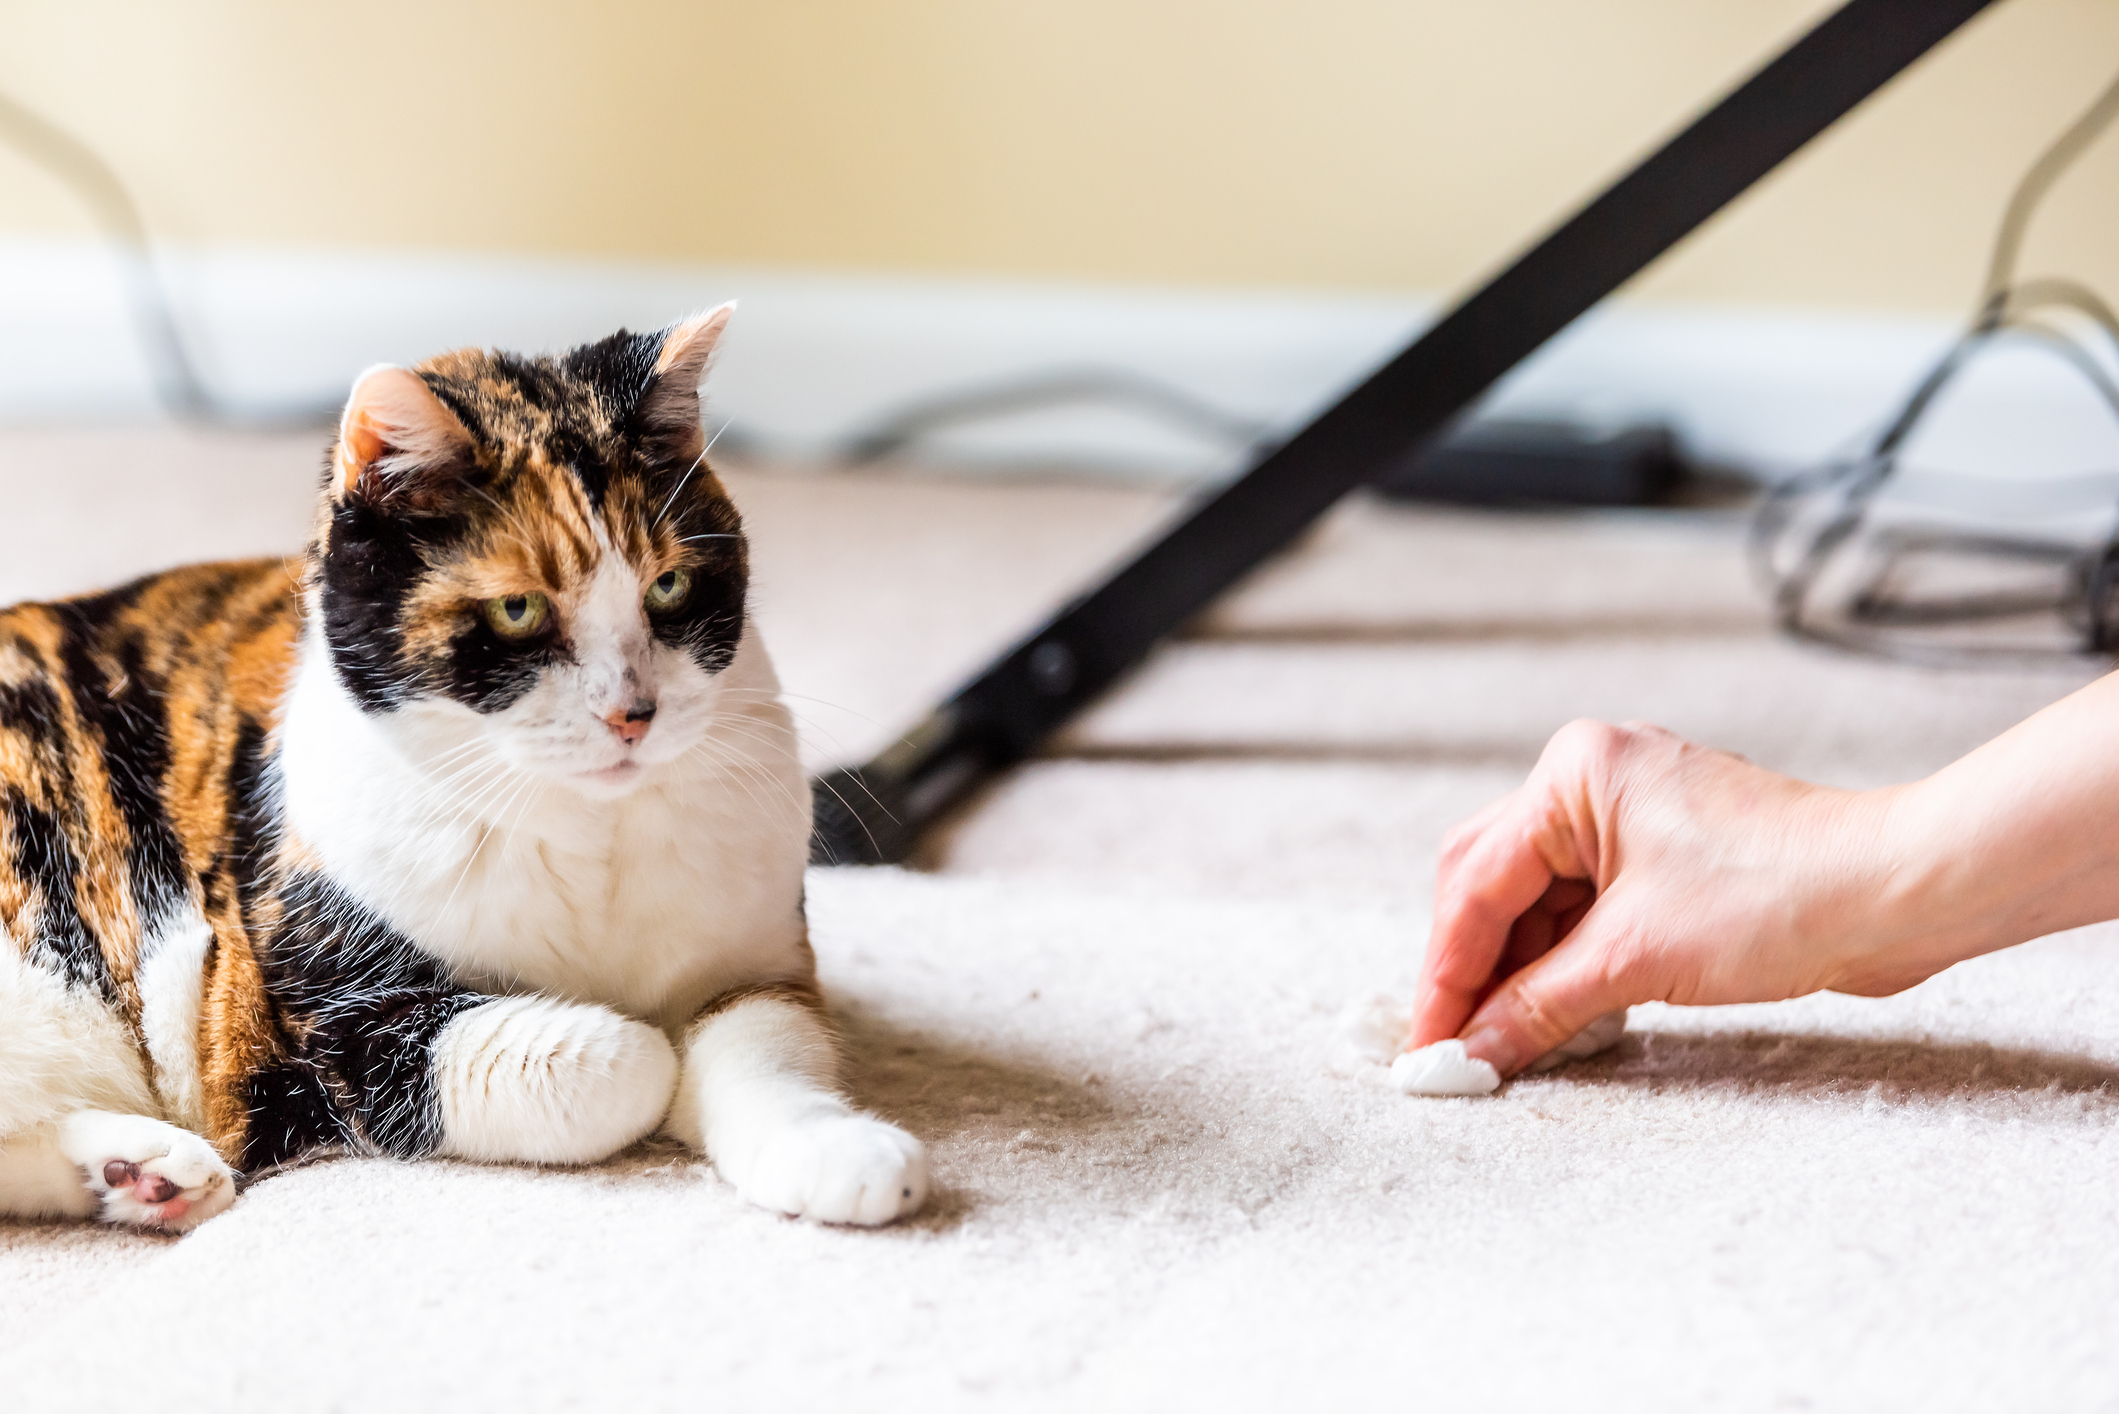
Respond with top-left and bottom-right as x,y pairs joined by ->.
1818,776 -> 1999,995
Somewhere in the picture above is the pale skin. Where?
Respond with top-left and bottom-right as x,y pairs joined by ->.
1413,670 -> 2119,1075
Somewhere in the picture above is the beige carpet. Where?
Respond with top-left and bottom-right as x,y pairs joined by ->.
1,428 -> 2115,1411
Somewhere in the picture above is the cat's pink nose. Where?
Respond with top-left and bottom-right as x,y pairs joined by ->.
603,701 -> 657,746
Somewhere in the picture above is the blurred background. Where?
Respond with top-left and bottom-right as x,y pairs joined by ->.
1,0 -> 2116,889
2,0 -> 2116,476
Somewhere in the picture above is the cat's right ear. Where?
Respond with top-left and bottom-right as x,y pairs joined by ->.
333,365 -> 472,505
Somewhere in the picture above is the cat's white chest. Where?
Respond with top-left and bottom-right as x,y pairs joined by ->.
434,769 -> 808,1021
280,633 -> 814,1029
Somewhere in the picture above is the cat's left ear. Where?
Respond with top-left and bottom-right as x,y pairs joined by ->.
635,302 -> 736,456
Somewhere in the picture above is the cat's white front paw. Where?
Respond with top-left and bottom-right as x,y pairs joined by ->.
731,1112 -> 929,1226
59,1112 -> 236,1234
434,996 -> 679,1165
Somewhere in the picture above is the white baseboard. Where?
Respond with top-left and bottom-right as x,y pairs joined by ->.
1,237 -> 2111,485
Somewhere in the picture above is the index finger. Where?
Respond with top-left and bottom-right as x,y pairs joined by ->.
1411,790 -> 1578,1047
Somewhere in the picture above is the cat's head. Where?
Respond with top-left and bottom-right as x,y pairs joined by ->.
308,308 -> 749,799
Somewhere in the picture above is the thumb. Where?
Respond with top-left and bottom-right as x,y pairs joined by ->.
1458,894 -> 1643,1077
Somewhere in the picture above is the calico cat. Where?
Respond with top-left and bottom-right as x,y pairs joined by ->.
0,307 -> 927,1231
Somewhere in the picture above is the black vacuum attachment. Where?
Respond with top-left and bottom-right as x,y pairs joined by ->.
811,0 -> 1999,867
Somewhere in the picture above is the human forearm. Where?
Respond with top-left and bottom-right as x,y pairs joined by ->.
1854,670 -> 2119,989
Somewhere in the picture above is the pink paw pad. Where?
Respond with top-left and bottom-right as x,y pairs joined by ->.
102,1160 -> 194,1223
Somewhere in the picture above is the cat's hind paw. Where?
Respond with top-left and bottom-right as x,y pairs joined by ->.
734,1112 -> 929,1227
60,1112 -> 236,1234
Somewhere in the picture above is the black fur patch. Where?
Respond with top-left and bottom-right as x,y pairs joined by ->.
648,493 -> 748,676
224,719 -> 277,924
320,500 -> 453,712
645,574 -> 745,675
52,593 -> 190,919
441,612 -> 569,715
564,327 -> 663,432
0,676 -> 65,745
247,871 -> 487,1167
542,423 -> 604,510
240,1058 -> 352,1172
0,793 -> 110,998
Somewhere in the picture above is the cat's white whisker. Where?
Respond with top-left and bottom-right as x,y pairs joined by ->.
445,763 -> 542,886
651,427 -> 719,529
707,738 -> 814,818
711,688 -> 879,760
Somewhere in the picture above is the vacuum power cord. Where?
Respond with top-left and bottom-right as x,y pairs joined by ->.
1751,66 -> 2119,663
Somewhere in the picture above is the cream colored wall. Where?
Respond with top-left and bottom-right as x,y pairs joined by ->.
0,0 -> 2114,316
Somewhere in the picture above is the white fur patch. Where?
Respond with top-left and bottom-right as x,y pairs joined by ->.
673,996 -> 927,1226
433,995 -> 679,1165
0,938 -> 172,1225
135,909 -> 213,1131
667,995 -> 838,1156
0,941 -> 155,1138
0,1123 -> 97,1221
738,1111 -> 930,1227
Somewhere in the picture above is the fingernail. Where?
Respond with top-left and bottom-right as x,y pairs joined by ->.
1462,1026 -> 1521,1076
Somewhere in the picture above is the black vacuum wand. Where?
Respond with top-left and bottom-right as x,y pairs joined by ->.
811,0 -> 2001,866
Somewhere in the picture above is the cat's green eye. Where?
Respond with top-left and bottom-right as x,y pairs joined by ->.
484,592 -> 550,640
645,568 -> 692,613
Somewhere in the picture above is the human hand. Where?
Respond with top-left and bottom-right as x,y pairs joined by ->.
1412,720 -> 1920,1076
